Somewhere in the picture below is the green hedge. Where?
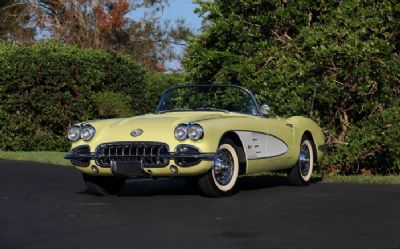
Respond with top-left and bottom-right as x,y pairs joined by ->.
322,105 -> 400,175
140,71 -> 185,113
0,42 -> 144,151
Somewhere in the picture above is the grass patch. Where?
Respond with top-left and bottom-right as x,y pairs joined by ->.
0,151 -> 71,166
322,174 -> 400,184
242,172 -> 400,184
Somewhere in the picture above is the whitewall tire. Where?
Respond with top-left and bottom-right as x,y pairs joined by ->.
288,135 -> 315,186
198,138 -> 240,197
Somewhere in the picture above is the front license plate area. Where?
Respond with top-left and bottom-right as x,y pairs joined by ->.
110,161 -> 144,176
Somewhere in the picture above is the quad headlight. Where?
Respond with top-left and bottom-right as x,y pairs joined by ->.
67,124 -> 96,142
67,126 -> 81,141
80,125 -> 96,141
188,124 -> 204,140
174,124 -> 188,141
174,123 -> 204,141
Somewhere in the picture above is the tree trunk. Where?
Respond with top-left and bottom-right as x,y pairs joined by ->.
336,109 -> 349,143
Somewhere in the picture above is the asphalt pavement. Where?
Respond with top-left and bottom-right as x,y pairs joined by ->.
0,159 -> 399,249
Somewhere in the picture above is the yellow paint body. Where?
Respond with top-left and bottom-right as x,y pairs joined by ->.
70,111 -> 325,177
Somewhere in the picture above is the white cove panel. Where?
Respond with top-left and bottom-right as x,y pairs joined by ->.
235,131 -> 288,159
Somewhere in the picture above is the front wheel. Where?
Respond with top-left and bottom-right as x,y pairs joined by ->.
288,136 -> 315,186
198,139 -> 240,197
82,173 -> 126,196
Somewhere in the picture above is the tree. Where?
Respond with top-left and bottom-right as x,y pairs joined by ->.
30,0 -> 131,47
0,0 -> 191,71
184,0 -> 400,173
0,0 -> 35,42
33,0 -> 192,70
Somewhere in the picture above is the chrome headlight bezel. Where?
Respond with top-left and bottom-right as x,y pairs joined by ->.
80,124 -> 96,141
188,124 -> 204,141
174,123 -> 204,141
67,125 -> 81,141
174,124 -> 189,141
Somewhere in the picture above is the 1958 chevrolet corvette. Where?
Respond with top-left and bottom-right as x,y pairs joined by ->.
65,85 -> 325,197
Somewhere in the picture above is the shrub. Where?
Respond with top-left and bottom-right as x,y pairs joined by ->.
323,106 -> 400,175
0,42 -> 144,151
140,71 -> 185,113
92,91 -> 133,118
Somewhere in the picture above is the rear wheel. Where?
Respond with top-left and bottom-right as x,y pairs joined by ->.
82,173 -> 126,196
288,135 -> 315,186
198,139 -> 240,197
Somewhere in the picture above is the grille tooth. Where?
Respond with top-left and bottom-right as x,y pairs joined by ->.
96,142 -> 169,167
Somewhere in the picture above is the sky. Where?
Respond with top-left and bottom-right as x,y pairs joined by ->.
163,0 -> 202,33
161,0 -> 202,70
36,1 -> 202,70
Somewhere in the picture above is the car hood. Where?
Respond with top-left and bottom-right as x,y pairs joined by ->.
81,112 -> 231,143
89,112 -> 226,128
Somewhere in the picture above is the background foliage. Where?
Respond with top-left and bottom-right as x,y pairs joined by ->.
184,0 -> 400,174
93,91 -> 133,118
0,1 -> 399,176
141,71 -> 185,113
0,0 -> 191,71
0,42 -> 146,151
0,42 -> 184,151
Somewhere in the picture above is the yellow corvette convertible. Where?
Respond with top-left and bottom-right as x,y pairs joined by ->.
65,85 -> 325,197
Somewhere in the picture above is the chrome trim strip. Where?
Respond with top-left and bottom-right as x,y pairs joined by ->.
165,153 -> 215,160
64,151 -> 216,166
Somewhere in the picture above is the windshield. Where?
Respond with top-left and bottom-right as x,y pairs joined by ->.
156,85 -> 260,116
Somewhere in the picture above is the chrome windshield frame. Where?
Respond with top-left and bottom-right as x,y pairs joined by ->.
155,84 -> 262,116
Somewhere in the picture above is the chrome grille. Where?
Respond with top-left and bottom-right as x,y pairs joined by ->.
95,142 -> 169,167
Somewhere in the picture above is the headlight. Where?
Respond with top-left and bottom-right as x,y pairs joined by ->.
80,125 -> 96,141
67,126 -> 81,141
188,124 -> 204,140
174,124 -> 188,140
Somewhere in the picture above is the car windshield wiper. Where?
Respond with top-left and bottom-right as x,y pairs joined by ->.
194,108 -> 229,113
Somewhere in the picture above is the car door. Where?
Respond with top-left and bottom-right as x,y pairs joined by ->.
264,117 -> 295,161
240,116 -> 296,174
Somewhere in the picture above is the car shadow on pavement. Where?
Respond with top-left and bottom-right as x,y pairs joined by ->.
237,175 -> 322,191
77,175 -> 322,197
117,177 -> 200,196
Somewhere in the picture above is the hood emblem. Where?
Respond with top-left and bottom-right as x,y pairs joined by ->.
131,128 -> 143,137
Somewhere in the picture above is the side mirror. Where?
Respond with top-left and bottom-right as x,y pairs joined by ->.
260,104 -> 271,115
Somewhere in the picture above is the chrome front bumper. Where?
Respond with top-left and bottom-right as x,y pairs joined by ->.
64,143 -> 215,168
64,151 -> 216,162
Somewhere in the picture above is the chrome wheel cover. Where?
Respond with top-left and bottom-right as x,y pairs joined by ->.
299,143 -> 311,177
213,149 -> 234,186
